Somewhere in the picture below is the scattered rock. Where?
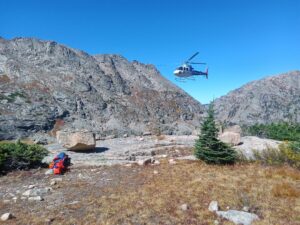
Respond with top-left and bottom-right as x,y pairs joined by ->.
168,158 -> 176,164
216,210 -> 259,225
50,180 -> 56,186
45,218 -> 55,223
68,200 -> 80,205
242,206 -> 250,212
28,196 -> 44,201
123,134 -> 128,138
153,170 -> 158,174
1,213 -> 13,221
45,169 -> 54,175
139,137 -> 144,141
208,201 -> 219,212
51,178 -> 63,182
22,187 -> 51,197
180,204 -> 189,211
57,130 -> 96,151
22,190 -> 32,197
218,131 -> 241,146
28,184 -> 36,189
153,160 -> 160,165
177,155 -> 197,160
214,220 -> 220,225
137,158 -> 153,166
143,132 -> 151,136
3,199 -> 10,203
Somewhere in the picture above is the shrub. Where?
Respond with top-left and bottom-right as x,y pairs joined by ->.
194,103 -> 237,165
0,140 -> 48,173
253,141 -> 300,169
244,123 -> 300,141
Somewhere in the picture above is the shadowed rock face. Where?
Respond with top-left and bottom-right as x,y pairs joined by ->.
214,71 -> 300,126
0,37 -> 205,139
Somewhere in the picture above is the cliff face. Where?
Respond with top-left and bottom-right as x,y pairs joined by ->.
0,37 -> 205,139
214,71 -> 300,126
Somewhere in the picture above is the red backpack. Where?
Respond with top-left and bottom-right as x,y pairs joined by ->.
49,152 -> 71,175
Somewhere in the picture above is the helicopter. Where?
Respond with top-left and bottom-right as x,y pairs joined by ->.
173,52 -> 208,81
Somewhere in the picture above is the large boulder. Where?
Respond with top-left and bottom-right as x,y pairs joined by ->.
218,131 -> 241,146
224,125 -> 242,134
56,130 -> 96,151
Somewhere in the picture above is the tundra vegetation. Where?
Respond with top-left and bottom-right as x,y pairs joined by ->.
243,123 -> 300,169
0,140 -> 48,174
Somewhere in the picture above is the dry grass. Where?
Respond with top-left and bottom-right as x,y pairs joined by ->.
0,161 -> 299,225
272,182 -> 300,198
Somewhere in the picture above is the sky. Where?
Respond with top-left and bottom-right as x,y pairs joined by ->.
0,0 -> 299,103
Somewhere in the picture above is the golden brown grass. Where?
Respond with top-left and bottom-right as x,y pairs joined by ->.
0,161 -> 299,225
271,182 -> 300,198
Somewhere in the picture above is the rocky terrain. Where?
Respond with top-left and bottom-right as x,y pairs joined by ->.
0,37 -> 204,140
1,154 -> 299,225
215,70 -> 300,126
43,134 -> 280,167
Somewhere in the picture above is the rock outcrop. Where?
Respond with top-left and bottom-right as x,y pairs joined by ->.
0,37 -> 205,140
234,136 -> 281,159
214,71 -> 300,126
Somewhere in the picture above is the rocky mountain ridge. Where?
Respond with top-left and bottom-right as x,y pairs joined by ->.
0,37 -> 205,139
214,70 -> 300,126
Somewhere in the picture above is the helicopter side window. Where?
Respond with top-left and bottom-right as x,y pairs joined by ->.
178,67 -> 183,70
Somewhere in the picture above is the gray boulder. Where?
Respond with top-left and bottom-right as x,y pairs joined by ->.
218,131 -> 241,146
1,213 -> 13,221
216,210 -> 259,225
208,201 -> 219,212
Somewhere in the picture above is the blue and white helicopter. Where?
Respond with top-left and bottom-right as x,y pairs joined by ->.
173,52 -> 208,81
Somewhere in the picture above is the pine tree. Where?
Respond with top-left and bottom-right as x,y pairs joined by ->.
194,103 -> 237,164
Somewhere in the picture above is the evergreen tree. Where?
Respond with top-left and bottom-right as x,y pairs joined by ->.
194,103 -> 237,164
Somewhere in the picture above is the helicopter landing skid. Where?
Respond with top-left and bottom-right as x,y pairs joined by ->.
175,77 -> 196,82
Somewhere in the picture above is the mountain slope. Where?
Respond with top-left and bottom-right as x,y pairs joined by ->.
0,37 -> 204,139
214,70 -> 300,126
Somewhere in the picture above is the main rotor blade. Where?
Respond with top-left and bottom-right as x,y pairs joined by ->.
190,62 -> 206,65
187,52 -> 199,62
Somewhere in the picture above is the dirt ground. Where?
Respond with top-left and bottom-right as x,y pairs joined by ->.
1,152 -> 299,225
